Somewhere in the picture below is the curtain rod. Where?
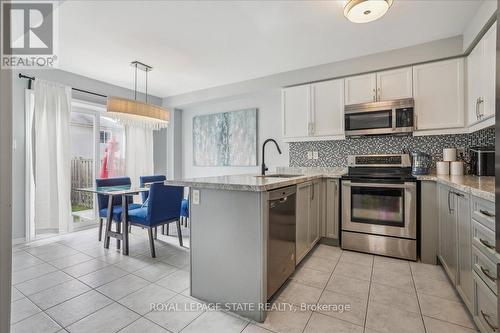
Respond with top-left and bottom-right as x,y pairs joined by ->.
18,73 -> 108,98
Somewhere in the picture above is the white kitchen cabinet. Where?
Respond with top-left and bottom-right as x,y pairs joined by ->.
324,179 -> 339,239
468,22 -> 496,127
376,67 -> 413,101
413,58 -> 465,131
308,180 -> 321,247
311,79 -> 344,137
296,182 -> 311,264
344,73 -> 376,105
282,85 -> 310,139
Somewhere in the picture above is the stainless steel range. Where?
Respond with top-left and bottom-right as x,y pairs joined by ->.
341,154 -> 417,260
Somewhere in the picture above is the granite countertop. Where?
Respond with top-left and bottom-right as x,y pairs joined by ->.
417,174 -> 495,202
165,167 -> 346,192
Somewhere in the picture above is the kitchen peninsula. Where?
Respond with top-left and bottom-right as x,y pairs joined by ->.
166,171 -> 344,322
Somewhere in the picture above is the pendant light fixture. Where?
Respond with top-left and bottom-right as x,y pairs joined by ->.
107,61 -> 170,129
344,0 -> 393,24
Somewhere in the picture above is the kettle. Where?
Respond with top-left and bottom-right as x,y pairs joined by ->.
411,152 -> 431,175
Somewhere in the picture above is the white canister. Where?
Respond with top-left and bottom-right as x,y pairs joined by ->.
443,148 -> 457,162
450,161 -> 464,176
436,161 -> 450,175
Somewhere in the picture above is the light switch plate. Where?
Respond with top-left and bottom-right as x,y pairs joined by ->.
307,151 -> 313,160
313,151 -> 319,160
192,189 -> 200,205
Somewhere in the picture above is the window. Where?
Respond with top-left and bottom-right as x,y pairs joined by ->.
99,130 -> 111,143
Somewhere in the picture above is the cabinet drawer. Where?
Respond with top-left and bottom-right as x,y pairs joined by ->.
472,196 -> 495,232
472,219 -> 497,262
473,245 -> 497,295
474,271 -> 498,333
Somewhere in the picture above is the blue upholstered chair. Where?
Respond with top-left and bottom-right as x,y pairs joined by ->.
139,175 -> 166,203
95,177 -> 141,243
128,183 -> 184,257
180,198 -> 189,227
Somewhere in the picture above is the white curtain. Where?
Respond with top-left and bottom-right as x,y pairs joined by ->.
125,125 -> 154,191
33,79 -> 72,234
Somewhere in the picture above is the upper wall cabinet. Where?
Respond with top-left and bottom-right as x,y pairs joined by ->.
311,79 -> 344,137
376,67 -> 413,101
467,22 -> 496,127
344,74 -> 376,104
282,85 -> 310,138
282,79 -> 344,141
344,67 -> 412,105
413,58 -> 465,131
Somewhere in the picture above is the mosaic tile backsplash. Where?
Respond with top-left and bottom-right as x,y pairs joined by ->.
289,128 -> 495,172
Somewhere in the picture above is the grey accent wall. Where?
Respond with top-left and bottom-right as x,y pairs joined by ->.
289,128 -> 495,171
164,36 -> 463,108
11,69 -> 162,240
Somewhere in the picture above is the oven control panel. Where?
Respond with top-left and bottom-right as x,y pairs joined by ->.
348,154 -> 411,167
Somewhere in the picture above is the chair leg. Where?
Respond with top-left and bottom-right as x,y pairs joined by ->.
147,227 -> 156,258
98,218 -> 103,241
116,222 -> 121,250
154,227 -> 158,240
165,223 -> 169,236
128,225 -> 132,233
161,225 -> 165,235
176,220 -> 183,247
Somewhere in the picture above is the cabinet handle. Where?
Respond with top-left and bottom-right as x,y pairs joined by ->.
479,238 -> 495,250
480,209 -> 495,218
377,87 -> 381,101
311,184 -> 315,201
478,97 -> 485,119
476,97 -> 480,120
480,266 -> 497,282
480,310 -> 498,331
453,191 -> 465,198
447,191 -> 453,214
372,89 -> 376,101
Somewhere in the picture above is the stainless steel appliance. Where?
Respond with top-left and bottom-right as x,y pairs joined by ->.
341,154 -> 417,260
470,146 -> 495,176
345,98 -> 414,137
267,186 -> 296,299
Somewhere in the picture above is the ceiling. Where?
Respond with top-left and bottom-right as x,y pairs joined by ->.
58,0 -> 482,98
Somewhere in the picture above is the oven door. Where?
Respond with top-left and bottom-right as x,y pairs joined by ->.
342,180 -> 416,239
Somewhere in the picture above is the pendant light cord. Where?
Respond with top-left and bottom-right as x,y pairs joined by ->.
145,69 -> 148,103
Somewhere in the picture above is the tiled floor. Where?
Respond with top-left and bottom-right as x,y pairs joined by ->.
11,227 -> 477,333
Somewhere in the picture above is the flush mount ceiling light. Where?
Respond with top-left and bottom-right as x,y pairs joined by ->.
107,61 -> 170,129
344,0 -> 393,24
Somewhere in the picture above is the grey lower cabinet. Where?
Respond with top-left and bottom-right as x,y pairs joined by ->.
437,183 -> 497,332
438,184 -> 472,310
296,180 -> 321,264
324,179 -> 339,239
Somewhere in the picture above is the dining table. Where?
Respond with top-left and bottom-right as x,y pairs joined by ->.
76,185 -> 149,255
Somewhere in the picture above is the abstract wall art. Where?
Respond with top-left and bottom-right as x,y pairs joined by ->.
193,108 -> 257,166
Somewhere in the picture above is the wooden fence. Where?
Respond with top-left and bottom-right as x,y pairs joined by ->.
71,158 -> 94,208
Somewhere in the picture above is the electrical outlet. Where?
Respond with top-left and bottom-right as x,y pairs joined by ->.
192,189 -> 200,205
307,151 -> 313,160
313,151 -> 319,160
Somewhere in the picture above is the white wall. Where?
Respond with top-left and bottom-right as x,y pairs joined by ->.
463,0 -> 497,51
181,90 -> 289,178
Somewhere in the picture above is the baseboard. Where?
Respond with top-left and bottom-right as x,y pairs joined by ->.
12,237 -> 25,245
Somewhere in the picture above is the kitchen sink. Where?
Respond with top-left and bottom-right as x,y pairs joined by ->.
255,174 -> 303,178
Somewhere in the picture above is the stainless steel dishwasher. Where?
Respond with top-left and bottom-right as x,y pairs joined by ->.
267,186 -> 296,300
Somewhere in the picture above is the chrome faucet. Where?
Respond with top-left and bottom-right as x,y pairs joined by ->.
261,138 -> 282,175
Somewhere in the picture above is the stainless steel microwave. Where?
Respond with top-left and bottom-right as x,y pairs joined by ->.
344,98 -> 414,137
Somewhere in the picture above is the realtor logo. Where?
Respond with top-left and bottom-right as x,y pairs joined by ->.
1,1 -> 58,68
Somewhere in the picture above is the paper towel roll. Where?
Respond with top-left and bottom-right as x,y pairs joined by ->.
436,161 -> 450,175
450,161 -> 464,176
443,148 -> 457,162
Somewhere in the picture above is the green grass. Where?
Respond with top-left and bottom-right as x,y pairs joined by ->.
72,204 -> 91,212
